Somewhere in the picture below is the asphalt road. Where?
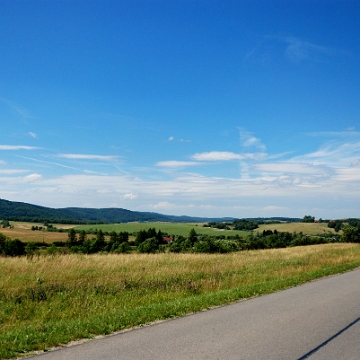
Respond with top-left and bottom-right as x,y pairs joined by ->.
29,268 -> 360,360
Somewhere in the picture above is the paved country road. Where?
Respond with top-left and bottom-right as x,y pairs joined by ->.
28,268 -> 360,360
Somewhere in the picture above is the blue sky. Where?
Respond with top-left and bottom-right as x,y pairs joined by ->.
1,0 -> 360,219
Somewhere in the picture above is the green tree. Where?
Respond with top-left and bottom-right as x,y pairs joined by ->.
302,215 -> 315,223
1,219 -> 10,228
78,230 -> 87,245
67,228 -> 77,247
4,239 -> 25,256
188,228 -> 198,244
0,233 -> 7,254
138,237 -> 159,253
25,242 -> 39,258
135,230 -> 148,246
341,226 -> 360,243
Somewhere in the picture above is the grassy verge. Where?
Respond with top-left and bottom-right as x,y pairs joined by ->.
1,243 -> 360,359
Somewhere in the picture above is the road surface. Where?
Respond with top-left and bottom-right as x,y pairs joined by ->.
29,268 -> 360,359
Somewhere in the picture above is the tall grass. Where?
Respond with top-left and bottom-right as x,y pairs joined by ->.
1,243 -> 360,359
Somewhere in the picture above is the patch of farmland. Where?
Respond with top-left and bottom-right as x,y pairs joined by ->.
257,222 -> 339,235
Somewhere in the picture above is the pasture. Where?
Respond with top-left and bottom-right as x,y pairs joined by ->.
73,221 -> 248,237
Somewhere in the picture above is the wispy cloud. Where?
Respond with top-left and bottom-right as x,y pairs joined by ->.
0,169 -> 28,174
283,36 -> 331,63
253,162 -> 330,175
0,97 -> 33,119
28,132 -> 37,139
307,130 -> 360,138
244,35 -> 340,65
3,130 -> 360,218
239,129 -> 266,151
58,154 -> 120,161
123,192 -> 138,200
18,156 -> 84,171
192,151 -> 248,161
156,161 -> 200,168
0,145 -> 39,150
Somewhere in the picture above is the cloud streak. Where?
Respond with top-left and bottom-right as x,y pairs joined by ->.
58,154 -> 120,161
0,145 -> 39,150
156,161 -> 200,168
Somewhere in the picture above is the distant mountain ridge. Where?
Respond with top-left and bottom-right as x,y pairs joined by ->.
0,198 -> 235,224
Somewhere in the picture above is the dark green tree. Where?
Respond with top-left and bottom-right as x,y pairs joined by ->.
342,226 -> 360,243
78,230 -> 87,245
67,228 -> 77,247
302,215 -> 315,223
188,228 -> 198,244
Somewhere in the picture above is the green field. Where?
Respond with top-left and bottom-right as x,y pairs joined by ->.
73,222 -> 249,237
74,221 -> 339,237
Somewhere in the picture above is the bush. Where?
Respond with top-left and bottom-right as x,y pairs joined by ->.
138,237 -> 159,253
3,239 -> 25,257
114,242 -> 130,253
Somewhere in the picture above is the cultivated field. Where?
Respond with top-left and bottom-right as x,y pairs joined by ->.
0,222 -> 71,243
1,243 -> 360,359
257,222 -> 339,235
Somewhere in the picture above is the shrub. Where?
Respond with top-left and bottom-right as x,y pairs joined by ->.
138,237 -> 159,253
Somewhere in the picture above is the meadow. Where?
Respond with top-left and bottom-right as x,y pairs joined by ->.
73,221 -> 248,237
1,243 -> 360,359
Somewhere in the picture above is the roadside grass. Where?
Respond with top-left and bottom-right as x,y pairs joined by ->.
1,243 -> 360,359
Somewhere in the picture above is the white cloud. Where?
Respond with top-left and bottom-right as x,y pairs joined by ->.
168,136 -> 174,141
192,151 -> 244,161
253,162 -> 329,175
239,129 -> 266,151
156,161 -> 200,168
2,130 -> 360,219
58,154 -> 119,161
152,201 -> 176,210
0,145 -> 39,150
191,151 -> 266,161
294,141 -> 360,167
0,170 -> 28,174
21,173 -> 42,183
123,192 -> 138,200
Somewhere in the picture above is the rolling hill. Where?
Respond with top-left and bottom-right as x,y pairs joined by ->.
0,198 -> 235,224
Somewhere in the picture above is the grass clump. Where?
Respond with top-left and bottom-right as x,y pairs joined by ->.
1,243 -> 360,359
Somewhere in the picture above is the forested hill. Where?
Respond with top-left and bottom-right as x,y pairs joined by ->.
0,198 -> 234,224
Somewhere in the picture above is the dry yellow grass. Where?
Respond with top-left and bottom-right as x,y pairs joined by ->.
2,243 -> 359,295
257,222 -> 339,235
0,228 -> 69,243
0,222 -> 74,243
